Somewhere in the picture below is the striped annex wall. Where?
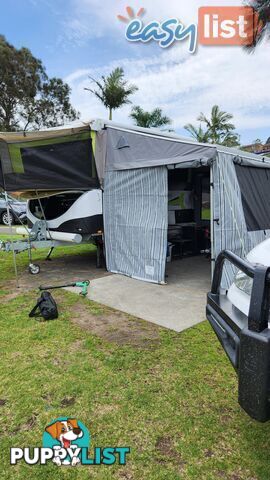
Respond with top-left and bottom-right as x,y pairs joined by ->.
213,151 -> 270,288
103,166 -> 168,284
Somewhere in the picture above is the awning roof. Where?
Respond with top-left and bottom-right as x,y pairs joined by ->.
104,126 -> 216,172
1,118 -> 270,193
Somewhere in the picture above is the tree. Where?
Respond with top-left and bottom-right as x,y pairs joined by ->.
183,124 -> 210,143
21,78 -> 79,132
85,67 -> 138,120
130,106 -> 172,129
184,105 -> 240,147
0,36 -> 79,132
244,0 -> 270,52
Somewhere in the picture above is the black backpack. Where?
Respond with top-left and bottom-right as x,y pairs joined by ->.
29,291 -> 58,321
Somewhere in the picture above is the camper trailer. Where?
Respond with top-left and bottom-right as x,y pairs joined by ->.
27,189 -> 103,239
1,120 -> 270,420
1,119 -> 270,284
0,123 -> 104,269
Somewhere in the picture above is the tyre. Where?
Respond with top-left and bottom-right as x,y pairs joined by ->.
1,210 -> 15,226
28,264 -> 40,275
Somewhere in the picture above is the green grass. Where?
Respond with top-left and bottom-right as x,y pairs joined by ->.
0,245 -> 270,479
0,234 -> 95,281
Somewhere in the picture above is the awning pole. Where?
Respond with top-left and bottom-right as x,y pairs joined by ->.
4,191 -> 19,288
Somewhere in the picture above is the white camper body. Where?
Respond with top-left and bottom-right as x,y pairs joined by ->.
27,189 -> 103,241
4,188 -> 104,274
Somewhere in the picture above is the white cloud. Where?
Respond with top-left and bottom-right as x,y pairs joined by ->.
62,0 -> 244,44
63,0 -> 270,142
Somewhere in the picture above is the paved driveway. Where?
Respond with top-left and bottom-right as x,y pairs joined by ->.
71,256 -> 211,333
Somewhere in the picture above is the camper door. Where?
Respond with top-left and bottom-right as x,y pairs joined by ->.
103,166 -> 168,283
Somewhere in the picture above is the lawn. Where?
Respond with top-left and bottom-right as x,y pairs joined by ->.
0,241 -> 270,479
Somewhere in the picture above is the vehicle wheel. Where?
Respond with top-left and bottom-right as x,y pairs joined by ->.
29,263 -> 40,275
1,210 -> 15,226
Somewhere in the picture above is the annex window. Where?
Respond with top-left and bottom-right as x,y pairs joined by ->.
235,164 -> 270,232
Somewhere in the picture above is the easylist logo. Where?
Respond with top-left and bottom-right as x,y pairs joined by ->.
199,6 -> 256,45
119,5 -> 258,52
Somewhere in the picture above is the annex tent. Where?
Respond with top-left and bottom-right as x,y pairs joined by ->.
94,122 -> 270,286
1,119 -> 270,286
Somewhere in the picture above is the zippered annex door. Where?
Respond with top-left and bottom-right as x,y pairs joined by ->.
103,166 -> 168,283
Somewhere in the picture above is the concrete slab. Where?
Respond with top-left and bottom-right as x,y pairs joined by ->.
84,257 -> 211,332
9,244 -> 210,333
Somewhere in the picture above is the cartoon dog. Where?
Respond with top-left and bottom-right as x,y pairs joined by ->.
45,418 -> 83,466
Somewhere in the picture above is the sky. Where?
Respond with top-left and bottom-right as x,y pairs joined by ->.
1,0 -> 270,144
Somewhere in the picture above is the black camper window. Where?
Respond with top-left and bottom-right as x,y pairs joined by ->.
21,138 -> 96,185
235,164 -> 270,232
2,136 -> 99,191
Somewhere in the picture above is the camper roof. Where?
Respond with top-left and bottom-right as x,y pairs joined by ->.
0,117 -> 269,164
1,118 -> 270,193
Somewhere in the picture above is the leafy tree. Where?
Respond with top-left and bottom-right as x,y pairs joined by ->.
218,131 -> 241,147
130,106 -> 172,129
85,67 -> 138,120
244,0 -> 270,51
182,124 -> 210,143
21,78 -> 79,131
0,35 -> 79,132
184,105 -> 240,147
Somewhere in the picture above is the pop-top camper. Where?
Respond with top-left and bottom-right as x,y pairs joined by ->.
0,122 -> 104,272
1,118 -> 270,283
27,189 -> 103,238
2,119 -> 270,420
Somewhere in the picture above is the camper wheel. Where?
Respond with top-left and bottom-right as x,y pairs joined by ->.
29,263 -> 40,275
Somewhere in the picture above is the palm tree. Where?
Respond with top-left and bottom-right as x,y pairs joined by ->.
85,67 -> 138,120
244,0 -> 270,51
220,131 -> 241,147
130,106 -> 172,129
183,124 -> 210,143
184,105 -> 240,147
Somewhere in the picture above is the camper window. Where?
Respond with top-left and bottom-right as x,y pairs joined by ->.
235,165 -> 270,232
29,192 -> 83,221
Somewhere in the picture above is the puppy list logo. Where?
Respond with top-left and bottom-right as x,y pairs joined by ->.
117,5 -> 258,52
10,417 -> 130,467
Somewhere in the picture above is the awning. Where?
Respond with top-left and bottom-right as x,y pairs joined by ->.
103,127 -> 217,175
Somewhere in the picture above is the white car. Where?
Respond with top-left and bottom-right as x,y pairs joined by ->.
206,240 -> 270,423
227,238 -> 270,317
0,193 -> 27,225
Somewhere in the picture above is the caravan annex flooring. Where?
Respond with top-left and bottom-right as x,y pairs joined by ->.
86,257 -> 211,333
